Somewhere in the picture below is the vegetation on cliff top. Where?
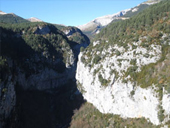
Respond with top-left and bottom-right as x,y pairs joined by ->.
81,0 -> 170,91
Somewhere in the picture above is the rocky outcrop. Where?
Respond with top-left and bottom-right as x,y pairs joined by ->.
34,25 -> 50,35
76,39 -> 170,125
17,65 -> 76,90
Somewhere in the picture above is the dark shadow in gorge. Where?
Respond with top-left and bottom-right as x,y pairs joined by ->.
10,79 -> 85,128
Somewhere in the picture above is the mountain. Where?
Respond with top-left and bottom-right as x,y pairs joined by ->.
77,10 -> 130,31
0,11 -> 43,23
0,22 -> 89,128
0,10 -> 7,15
144,0 -> 163,4
77,10 -> 130,38
77,0 -> 162,39
1,0 -> 170,128
76,0 -> 170,127
27,17 -> 43,22
0,11 -> 29,23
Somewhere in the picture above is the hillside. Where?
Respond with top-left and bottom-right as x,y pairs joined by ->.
0,11 -> 29,23
0,22 -> 89,128
77,0 -> 159,39
76,0 -> 170,127
1,0 -> 170,128
77,10 -> 129,39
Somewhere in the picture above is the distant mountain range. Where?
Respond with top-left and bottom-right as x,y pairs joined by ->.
77,0 -> 162,38
0,10 -> 43,23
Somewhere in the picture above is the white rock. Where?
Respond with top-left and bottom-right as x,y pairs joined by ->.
27,17 -> 43,22
77,9 -> 130,31
0,10 -> 7,15
76,42 -> 165,125
132,8 -> 139,12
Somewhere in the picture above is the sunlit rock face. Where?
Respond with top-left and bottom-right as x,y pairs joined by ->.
76,40 -> 170,125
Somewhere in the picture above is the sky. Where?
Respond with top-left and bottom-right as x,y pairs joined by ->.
0,0 -> 146,26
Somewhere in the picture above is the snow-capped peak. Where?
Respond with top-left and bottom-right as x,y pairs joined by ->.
27,17 -> 43,22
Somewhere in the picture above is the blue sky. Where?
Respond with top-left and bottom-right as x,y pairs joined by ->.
0,0 -> 145,26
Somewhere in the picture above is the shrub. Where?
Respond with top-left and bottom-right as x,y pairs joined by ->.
81,56 -> 86,63
166,85 -> 170,93
158,105 -> 165,122
93,55 -> 101,64
144,53 -> 150,58
80,47 -> 85,52
98,73 -> 109,86
130,59 -> 137,65
130,90 -> 135,97
115,50 -> 121,56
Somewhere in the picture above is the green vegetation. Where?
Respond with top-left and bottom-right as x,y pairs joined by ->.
0,14 -> 90,128
125,46 -> 170,91
115,50 -> 121,56
0,14 -> 29,23
98,73 -> 110,86
81,2 -> 150,40
0,56 -> 7,67
93,55 -> 101,64
77,81 -> 86,94
82,0 -> 170,68
80,47 -> 85,52
123,4 -> 149,17
82,0 -> 170,91
55,26 -> 90,45
158,105 -> 165,122
0,56 -> 9,82
96,0 -> 170,45
70,103 -> 160,128
2,88 -> 7,93
0,22 -> 79,75
130,90 -> 135,97
130,59 -> 137,65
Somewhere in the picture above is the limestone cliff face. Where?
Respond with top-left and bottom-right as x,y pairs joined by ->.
11,54 -> 75,90
0,53 -> 75,127
76,39 -> 170,125
76,1 -> 170,125
0,76 -> 16,127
